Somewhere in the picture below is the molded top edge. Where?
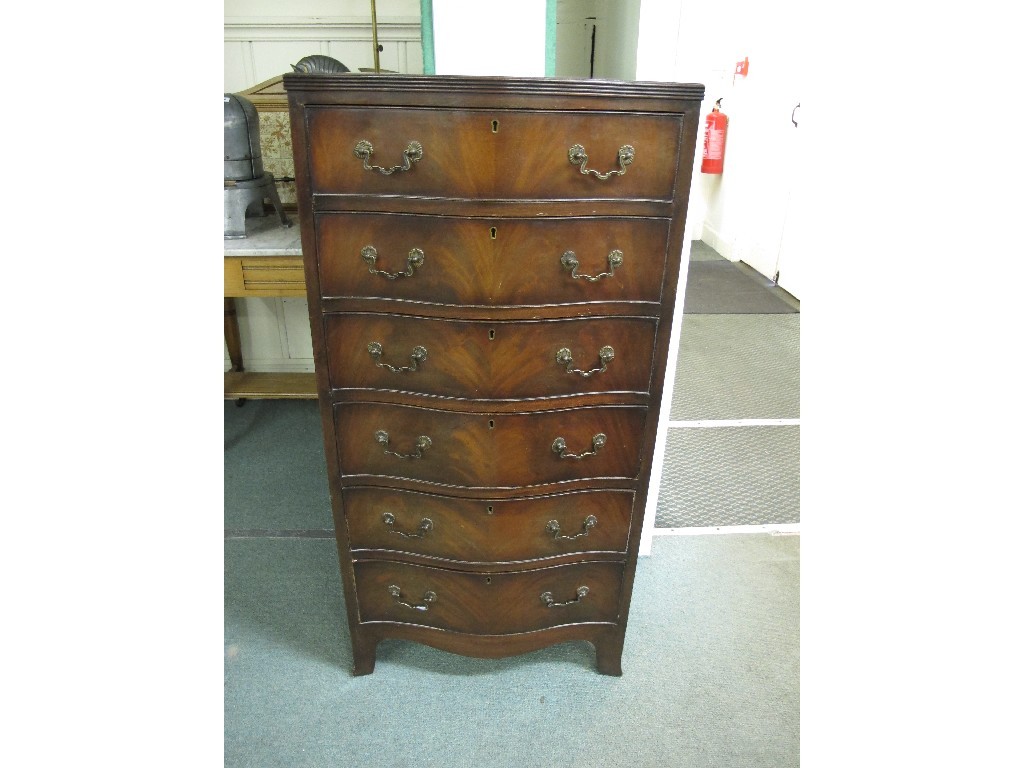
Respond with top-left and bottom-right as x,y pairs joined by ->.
283,73 -> 704,101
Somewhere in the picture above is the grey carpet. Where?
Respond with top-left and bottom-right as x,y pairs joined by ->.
670,314 -> 800,420
684,247 -> 798,315
655,426 -> 800,528
225,533 -> 799,767
688,240 -> 727,262
225,399 -> 332,532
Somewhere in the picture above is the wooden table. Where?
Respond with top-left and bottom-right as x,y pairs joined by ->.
224,213 -> 316,400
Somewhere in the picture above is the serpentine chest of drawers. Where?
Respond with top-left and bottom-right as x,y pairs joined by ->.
284,73 -> 703,675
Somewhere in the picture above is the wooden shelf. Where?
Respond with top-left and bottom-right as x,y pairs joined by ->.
224,371 -> 317,400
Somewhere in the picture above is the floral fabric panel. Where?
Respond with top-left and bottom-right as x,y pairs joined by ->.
259,111 -> 296,206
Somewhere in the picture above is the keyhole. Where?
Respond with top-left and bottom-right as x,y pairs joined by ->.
486,505 -> 494,515
491,119 -> 499,133
490,226 -> 497,240
485,576 -> 492,584
488,419 -> 495,429
488,329 -> 495,340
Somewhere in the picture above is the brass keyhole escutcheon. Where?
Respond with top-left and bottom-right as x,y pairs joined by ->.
486,505 -> 494,515
491,119 -> 499,133
485,576 -> 492,584
488,329 -> 495,340
490,226 -> 497,240
488,419 -> 495,430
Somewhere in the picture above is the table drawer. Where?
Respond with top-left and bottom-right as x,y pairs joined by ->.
325,314 -> 656,400
306,107 -> 681,200
335,402 -> 647,489
344,487 -> 634,562
316,213 -> 669,308
224,256 -> 306,297
354,560 -> 623,634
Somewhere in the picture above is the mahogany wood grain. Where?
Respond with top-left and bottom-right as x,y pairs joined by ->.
354,560 -> 623,634
285,73 -> 704,676
348,623 -> 625,676
344,487 -> 634,564
315,213 -> 669,309
324,313 -> 657,400
307,107 -> 680,201
334,402 -> 647,489
286,72 -> 704,113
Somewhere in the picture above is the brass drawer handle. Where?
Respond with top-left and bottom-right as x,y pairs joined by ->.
555,346 -> 614,377
540,586 -> 590,607
568,143 -> 634,179
361,245 -> 424,280
367,342 -> 427,373
546,515 -> 597,541
375,430 -> 432,459
551,433 -> 607,460
561,250 -> 623,282
387,584 -> 437,611
354,139 -> 423,174
382,512 -> 433,538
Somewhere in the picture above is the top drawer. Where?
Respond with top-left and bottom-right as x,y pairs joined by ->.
305,107 -> 682,201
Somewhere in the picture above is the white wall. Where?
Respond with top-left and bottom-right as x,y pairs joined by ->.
555,0 -> 641,81
432,0 -> 547,76
226,0 -> 422,16
636,0 -> 805,286
224,0 -> 424,93
224,1 -> 424,374
634,0 -> 806,555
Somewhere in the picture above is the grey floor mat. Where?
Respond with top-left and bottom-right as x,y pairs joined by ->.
684,259 -> 797,314
689,240 -> 726,262
655,426 -> 799,527
671,314 -> 799,420
224,399 -> 333,531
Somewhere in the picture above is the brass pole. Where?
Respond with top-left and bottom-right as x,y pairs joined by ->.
370,0 -> 381,73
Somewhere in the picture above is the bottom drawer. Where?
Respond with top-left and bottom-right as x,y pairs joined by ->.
354,560 -> 623,635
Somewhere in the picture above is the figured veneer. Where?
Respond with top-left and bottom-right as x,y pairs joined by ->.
285,73 -> 703,675
316,213 -> 671,309
334,401 -> 647,489
354,560 -> 624,634
306,107 -> 681,200
343,487 -> 635,565
324,313 -> 657,400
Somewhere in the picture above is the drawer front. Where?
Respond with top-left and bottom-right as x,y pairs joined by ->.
316,213 -> 669,308
344,487 -> 634,562
325,314 -> 657,400
224,257 -> 306,298
354,560 -> 623,634
306,107 -> 681,200
335,402 -> 647,488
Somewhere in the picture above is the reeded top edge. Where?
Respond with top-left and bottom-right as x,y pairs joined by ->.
283,73 -> 704,101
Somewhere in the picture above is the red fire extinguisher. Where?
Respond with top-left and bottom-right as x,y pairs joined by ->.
701,98 -> 728,174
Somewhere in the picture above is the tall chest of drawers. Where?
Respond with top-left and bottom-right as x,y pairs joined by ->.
284,74 -> 703,675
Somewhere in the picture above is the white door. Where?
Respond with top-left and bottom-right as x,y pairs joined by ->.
727,43 -> 803,298
773,101 -> 806,300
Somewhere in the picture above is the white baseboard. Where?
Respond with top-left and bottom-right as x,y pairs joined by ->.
653,523 -> 800,537
700,222 -> 737,262
224,358 -> 314,373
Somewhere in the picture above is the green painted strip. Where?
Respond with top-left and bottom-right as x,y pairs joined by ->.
545,0 -> 557,76
420,0 -> 435,74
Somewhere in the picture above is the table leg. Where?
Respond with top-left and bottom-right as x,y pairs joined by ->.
224,297 -> 246,406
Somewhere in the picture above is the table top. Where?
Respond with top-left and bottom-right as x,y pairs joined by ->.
224,213 -> 302,257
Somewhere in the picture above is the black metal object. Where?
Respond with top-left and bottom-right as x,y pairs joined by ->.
291,55 -> 351,74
